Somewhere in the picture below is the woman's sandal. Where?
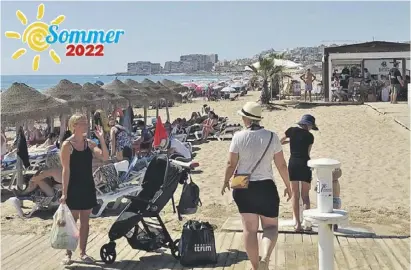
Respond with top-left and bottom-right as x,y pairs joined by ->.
80,254 -> 95,264
294,226 -> 304,233
257,260 -> 269,270
62,254 -> 72,266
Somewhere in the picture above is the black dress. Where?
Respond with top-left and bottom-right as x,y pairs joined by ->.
66,140 -> 97,210
285,127 -> 314,183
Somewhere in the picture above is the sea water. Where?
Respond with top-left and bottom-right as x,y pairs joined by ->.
0,74 -> 230,91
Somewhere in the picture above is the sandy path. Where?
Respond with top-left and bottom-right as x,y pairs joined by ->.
1,92 -> 409,236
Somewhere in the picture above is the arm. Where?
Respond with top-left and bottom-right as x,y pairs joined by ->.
224,152 -> 239,184
273,150 -> 291,192
88,139 -> 109,161
312,74 -> 317,82
280,136 -> 289,145
300,74 -> 305,81
60,142 -> 71,200
308,145 -> 313,157
110,127 -> 116,157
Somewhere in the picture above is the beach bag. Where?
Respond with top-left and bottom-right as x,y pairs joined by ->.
179,220 -> 217,266
230,132 -> 273,189
177,180 -> 202,215
50,204 -> 79,251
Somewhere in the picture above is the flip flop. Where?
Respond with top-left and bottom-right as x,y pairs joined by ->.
294,226 -> 304,233
257,260 -> 269,270
61,255 -> 72,266
80,254 -> 95,264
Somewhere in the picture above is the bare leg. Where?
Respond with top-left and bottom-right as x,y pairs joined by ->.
259,216 -> 279,267
241,213 -> 260,270
79,209 -> 92,257
300,182 -> 311,210
309,91 -> 312,102
64,210 -> 79,265
304,90 -> 307,101
291,181 -> 302,231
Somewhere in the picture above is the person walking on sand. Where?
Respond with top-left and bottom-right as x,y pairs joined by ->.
280,114 -> 318,232
389,61 -> 404,104
300,69 -> 316,102
60,113 -> 109,265
221,102 -> 292,270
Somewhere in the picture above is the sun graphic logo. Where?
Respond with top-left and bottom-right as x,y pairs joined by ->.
5,3 -> 64,71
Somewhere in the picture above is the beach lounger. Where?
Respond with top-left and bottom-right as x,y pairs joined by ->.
194,122 -> 243,141
91,157 -> 147,218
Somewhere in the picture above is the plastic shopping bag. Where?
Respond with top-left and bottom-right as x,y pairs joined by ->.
179,220 -> 217,266
50,204 -> 79,251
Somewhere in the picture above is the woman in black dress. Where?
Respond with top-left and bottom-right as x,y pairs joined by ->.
60,114 -> 109,264
281,114 -> 318,232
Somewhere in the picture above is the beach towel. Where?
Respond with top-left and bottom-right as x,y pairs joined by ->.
16,127 -> 30,168
153,116 -> 168,148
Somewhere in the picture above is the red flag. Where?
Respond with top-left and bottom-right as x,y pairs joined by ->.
153,116 -> 168,147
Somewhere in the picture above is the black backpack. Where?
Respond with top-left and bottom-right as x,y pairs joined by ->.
177,180 -> 202,220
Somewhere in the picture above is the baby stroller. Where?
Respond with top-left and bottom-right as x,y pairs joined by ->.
100,153 -> 187,264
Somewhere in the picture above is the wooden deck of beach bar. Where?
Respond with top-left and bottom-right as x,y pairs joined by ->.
1,231 -> 409,270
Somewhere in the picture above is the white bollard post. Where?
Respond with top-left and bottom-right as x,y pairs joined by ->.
304,158 -> 348,270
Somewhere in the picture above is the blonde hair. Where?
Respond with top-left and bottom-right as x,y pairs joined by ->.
68,113 -> 87,132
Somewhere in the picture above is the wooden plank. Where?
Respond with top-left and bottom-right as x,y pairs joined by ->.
223,232 -> 243,270
338,236 -> 361,269
1,234 -> 49,269
291,233 -> 306,270
353,237 -> 380,270
364,238 -> 391,270
1,234 -> 37,258
388,237 -> 411,264
369,237 -> 395,269
380,237 -> 409,269
214,232 -> 235,269
232,232 -> 247,270
284,233 -> 297,269
346,236 -> 371,269
271,233 -> 286,270
302,233 -> 317,270
39,232 -> 100,270
310,234 -> 319,268
197,232 -> 228,270
149,232 -> 180,270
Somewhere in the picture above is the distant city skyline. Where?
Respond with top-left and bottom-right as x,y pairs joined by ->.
1,1 -> 410,75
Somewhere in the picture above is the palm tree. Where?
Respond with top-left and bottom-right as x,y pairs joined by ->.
247,53 -> 290,104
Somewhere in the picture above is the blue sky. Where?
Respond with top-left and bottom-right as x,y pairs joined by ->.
1,1 -> 410,75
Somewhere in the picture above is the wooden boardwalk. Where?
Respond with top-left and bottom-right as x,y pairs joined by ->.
1,232 -> 409,270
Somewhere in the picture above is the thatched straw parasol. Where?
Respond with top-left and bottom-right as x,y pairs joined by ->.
140,79 -> 175,101
82,82 -> 127,105
161,79 -> 189,93
102,78 -> 149,105
158,81 -> 183,103
44,79 -> 96,108
1,82 -> 69,124
124,79 -> 158,101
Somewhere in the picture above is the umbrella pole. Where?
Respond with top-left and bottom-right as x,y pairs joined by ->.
165,100 -> 170,122
143,106 -> 148,127
156,101 -> 159,118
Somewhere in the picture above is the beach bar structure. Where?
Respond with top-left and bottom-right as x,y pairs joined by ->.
322,41 -> 410,101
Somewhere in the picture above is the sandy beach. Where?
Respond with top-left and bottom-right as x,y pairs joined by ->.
1,91 -> 409,237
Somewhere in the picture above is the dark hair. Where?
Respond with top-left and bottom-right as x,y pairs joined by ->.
48,132 -> 57,140
122,146 -> 133,162
137,120 -> 145,126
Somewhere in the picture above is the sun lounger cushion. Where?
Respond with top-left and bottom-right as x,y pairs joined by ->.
94,164 -> 119,193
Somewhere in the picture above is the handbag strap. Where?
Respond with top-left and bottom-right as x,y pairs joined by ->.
250,132 -> 273,175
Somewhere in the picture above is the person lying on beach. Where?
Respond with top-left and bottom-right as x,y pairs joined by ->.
24,122 -> 45,146
17,167 -> 62,197
29,132 -> 58,152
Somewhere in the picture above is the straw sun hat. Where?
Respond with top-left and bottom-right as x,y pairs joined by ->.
237,102 -> 263,121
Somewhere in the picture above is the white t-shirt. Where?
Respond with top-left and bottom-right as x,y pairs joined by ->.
170,138 -> 191,159
229,128 -> 282,182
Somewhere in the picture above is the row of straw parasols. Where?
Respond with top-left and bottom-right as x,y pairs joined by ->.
1,78 -> 190,126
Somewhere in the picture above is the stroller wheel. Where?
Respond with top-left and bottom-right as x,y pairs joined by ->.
170,239 -> 181,259
100,242 -> 117,264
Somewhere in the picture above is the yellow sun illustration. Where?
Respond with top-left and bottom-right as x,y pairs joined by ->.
4,3 -> 65,71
